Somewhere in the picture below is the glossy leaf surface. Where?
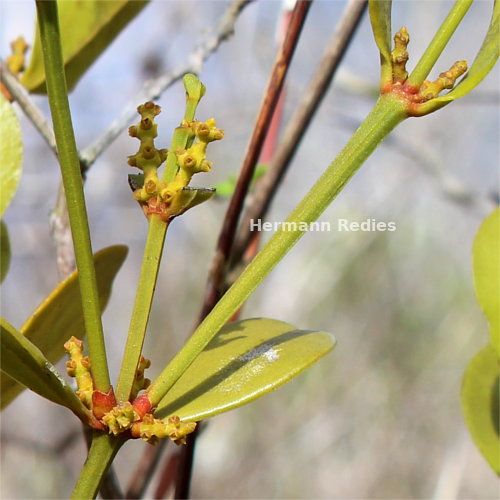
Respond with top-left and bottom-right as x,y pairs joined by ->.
368,0 -> 393,85
21,0 -> 148,93
0,317 -> 85,413
0,221 -> 11,283
473,208 -> 500,355
1,245 -> 128,408
0,94 -> 22,217
155,318 -> 335,421
461,345 -> 499,474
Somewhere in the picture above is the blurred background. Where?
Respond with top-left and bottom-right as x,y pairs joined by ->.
1,0 -> 499,498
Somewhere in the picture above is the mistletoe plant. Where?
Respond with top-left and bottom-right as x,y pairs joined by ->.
0,0 -> 498,498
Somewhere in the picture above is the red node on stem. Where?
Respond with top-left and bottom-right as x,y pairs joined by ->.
92,388 -> 118,420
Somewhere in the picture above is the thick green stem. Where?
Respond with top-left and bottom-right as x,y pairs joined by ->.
147,93 -> 408,406
407,0 -> 473,87
36,1 -> 110,391
115,76 -> 204,402
71,433 -> 124,499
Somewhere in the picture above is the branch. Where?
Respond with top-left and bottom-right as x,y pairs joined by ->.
0,60 -> 57,156
125,441 -> 168,499
0,61 -> 84,278
197,0 -> 313,323
230,0 -> 368,269
79,0 -> 253,169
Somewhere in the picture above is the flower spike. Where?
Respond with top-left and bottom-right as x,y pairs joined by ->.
64,336 -> 94,408
131,414 -> 197,445
391,27 -> 410,83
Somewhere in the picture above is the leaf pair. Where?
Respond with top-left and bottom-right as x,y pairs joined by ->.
462,208 -> 500,474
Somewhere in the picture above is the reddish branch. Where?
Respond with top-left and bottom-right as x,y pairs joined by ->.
198,0 -> 313,322
230,0 -> 368,269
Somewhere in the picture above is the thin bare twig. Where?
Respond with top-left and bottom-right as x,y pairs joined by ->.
230,0 -> 368,269
0,60 -> 57,155
100,468 -> 124,500
125,441 -> 168,499
170,3 -> 313,499
197,0 -> 313,323
0,61 -> 81,277
80,0 -> 253,169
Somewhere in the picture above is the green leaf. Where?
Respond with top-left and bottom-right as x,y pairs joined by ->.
0,317 -> 86,413
426,0 -> 499,107
1,221 -> 11,283
0,94 -> 23,217
21,0 -> 148,93
155,318 -> 335,422
473,208 -> 500,356
368,0 -> 393,86
461,345 -> 500,474
1,245 -> 127,408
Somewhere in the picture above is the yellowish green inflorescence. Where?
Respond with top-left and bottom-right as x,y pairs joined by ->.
131,415 -> 197,445
419,60 -> 468,101
7,36 -> 29,75
391,27 -> 410,83
128,102 -> 223,221
64,336 -> 94,408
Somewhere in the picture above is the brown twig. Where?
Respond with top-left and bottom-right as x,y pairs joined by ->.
230,0 -> 368,269
171,3 -> 313,499
0,60 -> 57,155
125,441 -> 168,499
197,0 -> 313,323
99,468 -> 124,499
0,61 -> 82,277
154,451 -> 181,499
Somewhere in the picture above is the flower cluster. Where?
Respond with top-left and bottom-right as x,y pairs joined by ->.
65,337 -> 195,444
128,102 -> 223,222
383,27 -> 468,106
64,336 -> 93,408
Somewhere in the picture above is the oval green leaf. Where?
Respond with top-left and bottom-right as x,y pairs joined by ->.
21,0 -> 148,93
473,208 -> 500,355
0,317 -> 88,417
368,0 -> 393,86
461,345 -> 499,474
155,318 -> 335,422
1,245 -> 128,408
0,94 -> 23,217
1,221 -> 11,283
430,0 -> 499,107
